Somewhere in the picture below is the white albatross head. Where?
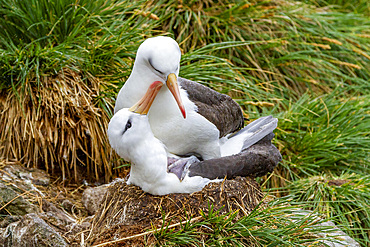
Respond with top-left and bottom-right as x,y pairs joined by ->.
136,36 -> 181,78
107,108 -> 152,162
115,36 -> 186,118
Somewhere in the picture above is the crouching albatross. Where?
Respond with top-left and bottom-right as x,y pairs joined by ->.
114,36 -> 276,160
108,108 -> 279,195
108,108 -> 214,195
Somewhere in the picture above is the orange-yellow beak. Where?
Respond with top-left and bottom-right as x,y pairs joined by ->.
129,81 -> 163,114
129,74 -> 186,118
166,73 -> 186,118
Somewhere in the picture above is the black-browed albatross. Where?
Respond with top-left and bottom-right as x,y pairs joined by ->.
114,36 -> 276,160
108,108 -> 216,195
108,108 -> 278,195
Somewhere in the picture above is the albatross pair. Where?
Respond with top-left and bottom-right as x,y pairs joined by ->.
108,108 -> 278,195
109,36 -> 278,195
114,36 -> 277,159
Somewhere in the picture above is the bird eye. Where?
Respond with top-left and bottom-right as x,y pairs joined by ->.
125,120 -> 132,130
149,59 -> 163,74
153,67 -> 163,74
122,119 -> 132,135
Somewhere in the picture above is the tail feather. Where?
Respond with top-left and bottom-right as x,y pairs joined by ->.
220,116 -> 278,157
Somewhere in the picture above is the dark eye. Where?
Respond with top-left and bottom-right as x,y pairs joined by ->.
122,119 -> 132,135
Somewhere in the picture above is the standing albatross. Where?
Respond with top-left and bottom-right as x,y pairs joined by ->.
115,36 -> 275,159
108,108 -> 280,195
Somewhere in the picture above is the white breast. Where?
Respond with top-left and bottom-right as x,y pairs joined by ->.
147,86 -> 221,159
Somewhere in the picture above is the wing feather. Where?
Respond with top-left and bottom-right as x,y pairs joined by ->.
179,77 -> 244,137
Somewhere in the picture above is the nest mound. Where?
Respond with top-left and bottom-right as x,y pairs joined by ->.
0,69 -> 122,182
88,176 -> 263,246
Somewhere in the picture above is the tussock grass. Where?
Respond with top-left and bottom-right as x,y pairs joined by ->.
147,0 -> 370,98
282,173 -> 370,245
0,0 -> 154,89
0,69 -> 121,182
151,198 -> 340,246
275,90 -> 369,180
0,0 -> 154,181
0,0 -> 369,244
305,0 -> 370,16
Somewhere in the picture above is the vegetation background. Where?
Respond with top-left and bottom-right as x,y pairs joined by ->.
0,0 -> 369,245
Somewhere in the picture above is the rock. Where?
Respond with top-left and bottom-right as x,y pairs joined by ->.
0,164 -> 91,246
0,213 -> 68,247
292,210 -> 360,247
87,177 -> 263,245
82,184 -> 109,215
318,221 -> 360,247
0,216 -> 21,228
42,199 -> 75,224
0,181 -> 39,216
1,165 -> 50,186
0,165 -> 49,210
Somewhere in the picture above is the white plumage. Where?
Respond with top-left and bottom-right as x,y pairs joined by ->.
114,36 -> 277,160
108,108 -> 214,195
114,36 -> 228,159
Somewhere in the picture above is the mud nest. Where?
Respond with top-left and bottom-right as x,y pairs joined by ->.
87,176 -> 264,246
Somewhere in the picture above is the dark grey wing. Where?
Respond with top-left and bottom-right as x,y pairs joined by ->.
179,77 -> 244,137
188,133 -> 281,179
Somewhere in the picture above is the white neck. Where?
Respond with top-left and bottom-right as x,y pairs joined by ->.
127,135 -> 168,185
126,130 -> 213,196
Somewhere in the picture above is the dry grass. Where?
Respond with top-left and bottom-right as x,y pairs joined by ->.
0,69 -> 123,183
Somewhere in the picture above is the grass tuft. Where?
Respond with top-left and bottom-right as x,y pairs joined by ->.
281,173 -> 370,245
152,197 -> 343,246
0,69 -> 122,182
274,90 -> 369,181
